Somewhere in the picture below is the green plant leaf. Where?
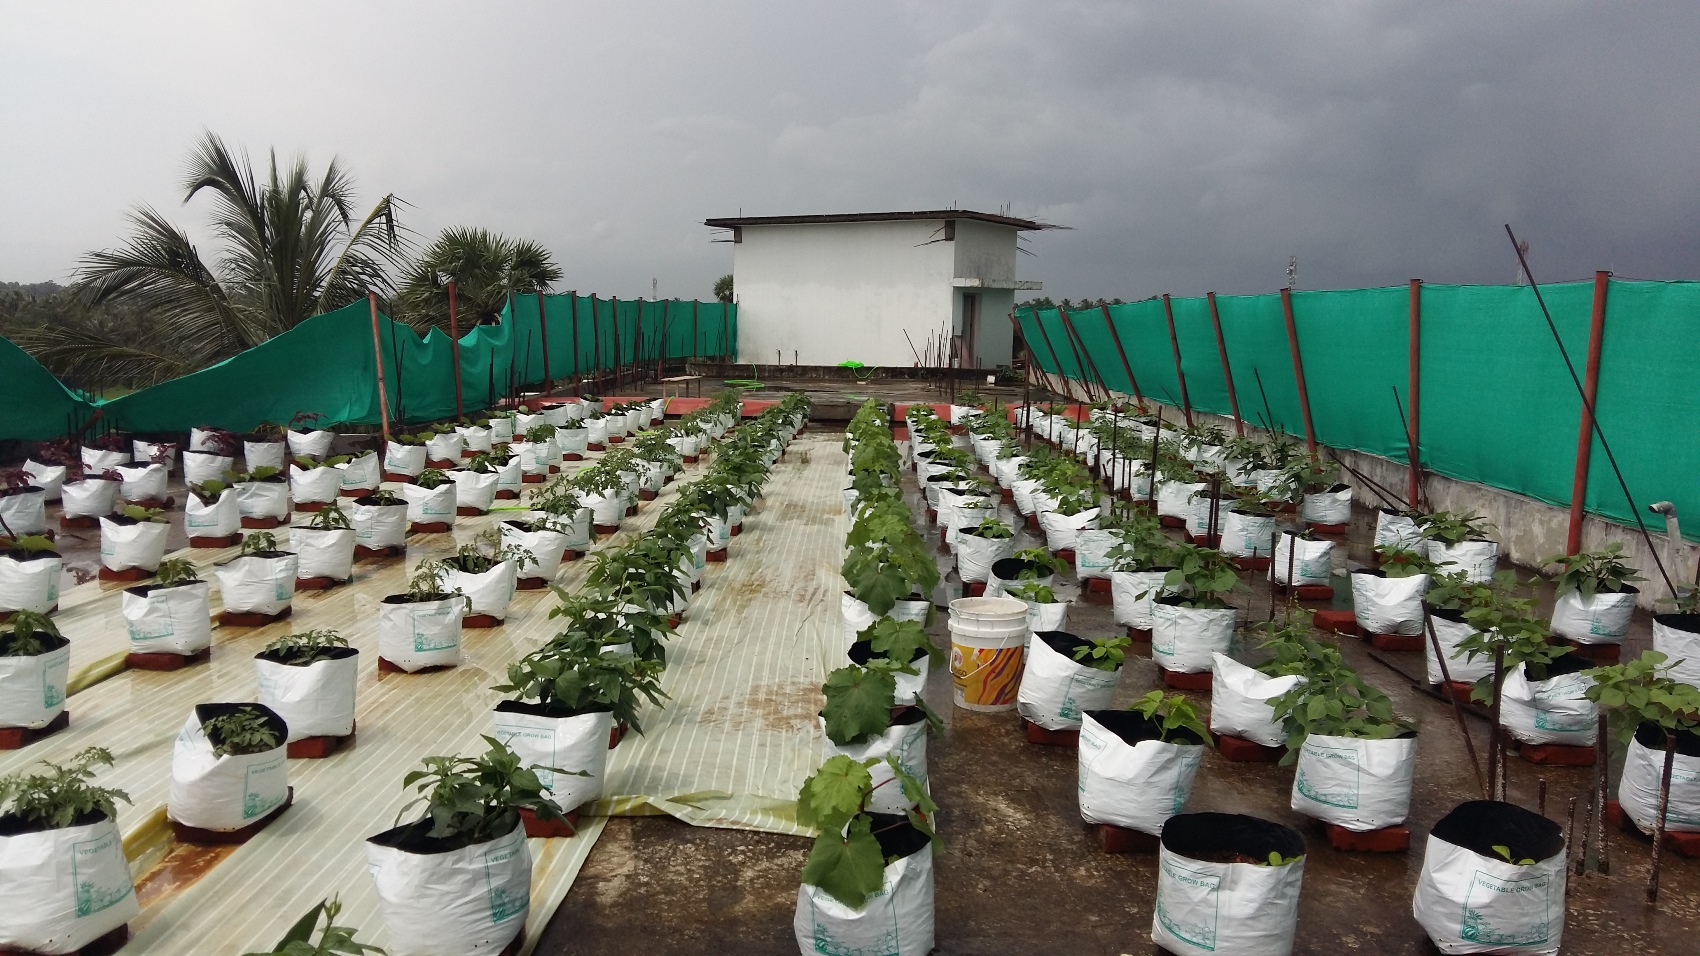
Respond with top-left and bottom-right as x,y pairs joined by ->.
800,813 -> 888,908
821,665 -> 899,747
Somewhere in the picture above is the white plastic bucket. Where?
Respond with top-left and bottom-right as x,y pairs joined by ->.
947,597 -> 1029,712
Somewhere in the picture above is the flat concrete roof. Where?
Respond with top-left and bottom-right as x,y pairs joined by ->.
704,209 -> 1060,231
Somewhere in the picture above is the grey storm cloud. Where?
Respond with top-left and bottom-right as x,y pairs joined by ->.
3,0 -> 1697,302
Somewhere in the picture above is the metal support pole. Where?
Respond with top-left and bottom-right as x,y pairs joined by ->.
537,291 -> 552,397
367,293 -> 392,442
1058,306 -> 1107,403
1279,287 -> 1318,452
1029,307 -> 1076,404
1055,305 -> 1098,404
446,280 -> 464,418
1161,294 -> 1193,426
590,294 -> 602,389
657,299 -> 670,381
692,299 -> 700,359
1205,292 -> 1242,435
1407,279 -> 1423,508
1099,302 -> 1143,402
611,296 -> 622,392
1566,271 -> 1610,554
569,292 -> 581,381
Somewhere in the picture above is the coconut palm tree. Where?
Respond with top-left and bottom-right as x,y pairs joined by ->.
393,227 -> 562,334
19,131 -> 405,387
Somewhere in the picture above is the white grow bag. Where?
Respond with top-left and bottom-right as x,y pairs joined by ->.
132,440 -> 175,470
378,597 -> 464,671
235,480 -> 290,521
501,522 -> 570,583
1151,602 -> 1236,674
425,432 -> 465,464
820,714 -> 929,815
292,527 -> 355,582
449,470 -> 499,513
0,640 -> 69,730
402,483 -> 458,526
446,561 -> 517,621
1350,571 -> 1428,636
1619,730 -> 1700,835
491,706 -> 612,812
794,840 -> 933,956
1078,712 -> 1204,834
456,425 -> 493,454
1374,509 -> 1423,552
0,489 -> 47,535
61,479 -> 119,518
1017,632 -> 1121,730
954,530 -> 1015,584
1301,486 -> 1353,525
1039,507 -> 1100,552
840,593 -> 929,644
1291,732 -> 1417,831
182,451 -> 233,485
116,463 -> 168,502
244,440 -> 287,472
585,418 -> 609,447
583,492 -> 624,529
338,451 -> 380,492
1424,611 -> 1495,685
1011,478 -> 1041,515
1220,509 -> 1274,558
1413,803 -> 1567,955
352,501 -> 407,551
1427,539 -> 1499,583
1111,569 -> 1172,630
556,427 -> 590,459
287,429 -> 335,459
256,650 -> 359,740
122,582 -> 212,655
168,708 -> 290,832
0,553 -> 62,614
1157,480 -> 1206,521
1549,588 -> 1636,645
1074,529 -> 1117,580
1270,533 -> 1334,586
289,464 -> 343,505
367,822 -> 531,956
80,447 -> 129,472
1210,654 -> 1303,748
98,517 -> 168,572
1500,663 -> 1597,747
1152,815 -> 1306,956
0,815 -> 138,954
21,461 -> 65,500
214,553 -> 298,615
384,442 -> 427,478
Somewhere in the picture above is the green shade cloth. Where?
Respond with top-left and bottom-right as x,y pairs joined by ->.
0,334 -> 97,440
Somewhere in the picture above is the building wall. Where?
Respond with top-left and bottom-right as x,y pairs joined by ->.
732,220 -> 957,367
952,219 -> 1018,369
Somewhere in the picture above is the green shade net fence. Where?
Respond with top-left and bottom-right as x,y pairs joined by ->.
88,294 -> 735,434
1019,279 -> 1700,540
0,335 -> 98,441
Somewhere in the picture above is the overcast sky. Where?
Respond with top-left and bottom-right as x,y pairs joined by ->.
4,1 -> 1698,302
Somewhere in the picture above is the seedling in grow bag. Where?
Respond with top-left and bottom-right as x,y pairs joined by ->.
545,591 -> 674,665
154,558 -> 200,587
1125,690 -> 1213,745
1543,543 -> 1644,601
201,705 -> 282,757
240,896 -> 382,956
1278,452 -> 1336,495
796,754 -> 938,908
1416,510 -> 1494,546
1006,579 -> 1059,604
116,503 -> 167,524
364,488 -> 403,507
404,561 -> 465,605
856,618 -> 941,668
494,632 -> 668,733
1,533 -> 57,559
0,746 -> 129,829
1106,513 -> 1178,572
188,479 -> 229,504
1490,845 -> 1536,865
241,531 -> 281,556
306,499 -> 352,531
1072,636 -> 1132,672
1378,547 -> 1444,578
821,661 -> 942,747
259,629 -> 350,666
962,516 -> 1014,540
414,468 -> 451,489
1155,542 -> 1243,608
0,610 -> 63,658
1267,642 -> 1411,764
395,736 -> 566,846
450,528 -> 534,576
292,455 -> 351,470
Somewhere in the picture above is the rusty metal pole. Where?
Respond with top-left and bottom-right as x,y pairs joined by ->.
367,292 -> 392,442
656,299 -> 670,381
1099,303 -> 1144,402
1205,292 -> 1243,435
536,290 -> 553,397
1407,279 -> 1422,508
1161,294 -> 1193,426
1029,307 -> 1075,404
1280,287 -> 1318,453
590,294 -> 603,390
446,280 -> 464,418
611,296 -> 622,393
569,293 -> 581,384
1060,305 -> 1114,405
1055,305 -> 1099,405
1566,271 -> 1611,555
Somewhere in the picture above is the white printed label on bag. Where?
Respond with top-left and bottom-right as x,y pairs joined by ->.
494,721 -> 558,787
128,613 -> 173,642
483,842 -> 527,923
1460,870 -> 1552,947
1295,741 -> 1361,808
41,648 -> 68,708
73,831 -> 130,917
413,606 -> 458,651
243,755 -> 288,819
1156,857 -> 1220,951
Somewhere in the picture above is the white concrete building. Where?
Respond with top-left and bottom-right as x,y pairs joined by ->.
704,210 -> 1051,369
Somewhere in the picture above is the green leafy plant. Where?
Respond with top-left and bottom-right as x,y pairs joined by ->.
154,557 -> 199,587
0,609 -> 64,657
189,479 -> 227,503
1584,651 -> 1700,743
396,737 -> 565,846
1279,453 -> 1335,495
493,632 -> 668,733
306,499 -> 352,531
0,748 -> 129,829
260,629 -> 350,666
820,662 -> 941,747
241,531 -> 280,555
1158,542 -> 1243,608
202,706 -> 281,757
363,489 -> 403,506
293,455 -> 351,470
414,468 -> 450,489
1127,690 -> 1213,744
1071,636 -> 1131,672
854,617 -> 941,668
1267,638 -> 1410,762
1005,579 -> 1059,604
117,503 -> 167,523
523,424 -> 555,444
448,527 -> 535,576
1418,511 -> 1495,546
240,897 -> 384,956
404,560 -> 462,604
1105,512 -> 1177,572
796,755 -> 938,908
0,533 -> 58,557
1263,851 -> 1303,866
1490,845 -> 1536,866
1378,547 -> 1444,578
1543,543 -> 1643,600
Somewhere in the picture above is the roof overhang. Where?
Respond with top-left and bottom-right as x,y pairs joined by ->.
704,209 -> 1063,231
952,278 -> 1043,290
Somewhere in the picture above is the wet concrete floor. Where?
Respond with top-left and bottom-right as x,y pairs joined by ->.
539,433 -> 1700,956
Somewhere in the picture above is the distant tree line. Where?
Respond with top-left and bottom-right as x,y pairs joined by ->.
1015,296 -> 1127,312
